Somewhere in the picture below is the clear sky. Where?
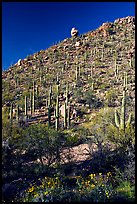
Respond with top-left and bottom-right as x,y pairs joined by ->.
2,2 -> 135,71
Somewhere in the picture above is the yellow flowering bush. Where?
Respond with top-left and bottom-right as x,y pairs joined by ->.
20,172 -> 115,202
75,172 -> 113,201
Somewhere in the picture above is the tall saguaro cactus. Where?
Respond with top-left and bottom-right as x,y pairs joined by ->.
75,64 -> 78,81
36,85 -> 39,98
55,74 -> 59,131
65,83 -> 69,106
30,90 -> 32,115
48,105 -> 52,127
9,102 -> 13,136
16,104 -> 19,122
25,95 -> 28,117
48,85 -> 52,126
114,73 -> 132,132
49,85 -> 52,107
64,102 -> 67,128
115,64 -> 119,81
10,103 -> 13,124
32,80 -> 35,113
67,103 -> 71,129
123,72 -> 128,90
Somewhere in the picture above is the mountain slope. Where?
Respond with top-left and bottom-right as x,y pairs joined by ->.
2,16 -> 135,128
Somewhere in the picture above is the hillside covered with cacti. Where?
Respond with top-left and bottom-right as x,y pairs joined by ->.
2,16 -> 135,202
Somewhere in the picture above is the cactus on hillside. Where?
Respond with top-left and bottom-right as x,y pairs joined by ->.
32,80 -> 35,113
114,73 -> 131,131
91,80 -> 94,91
30,90 -> 32,115
48,85 -> 52,107
101,47 -> 104,61
123,72 -> 128,90
40,75 -> 42,86
55,95 -> 59,131
25,95 -> 28,117
55,75 -> 59,131
75,64 -> 78,81
84,51 -> 88,62
48,105 -> 52,127
65,83 -> 69,106
10,103 -> 13,123
90,65 -> 93,77
64,102 -> 67,128
16,104 -> 19,122
129,58 -> 132,68
67,103 -> 71,129
36,85 -> 39,98
114,64 -> 119,81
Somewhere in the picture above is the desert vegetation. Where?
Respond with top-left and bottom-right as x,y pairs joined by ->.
2,16 -> 135,202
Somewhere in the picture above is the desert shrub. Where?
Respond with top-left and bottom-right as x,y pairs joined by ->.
107,124 -> 135,147
111,180 -> 135,202
18,172 -> 114,202
83,88 -> 97,108
105,88 -> 117,107
20,124 -> 63,166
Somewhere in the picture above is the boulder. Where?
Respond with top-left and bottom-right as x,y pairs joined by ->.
71,27 -> 78,37
75,41 -> 81,47
17,59 -> 21,66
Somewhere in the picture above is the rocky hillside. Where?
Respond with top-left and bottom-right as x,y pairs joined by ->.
2,16 -> 135,129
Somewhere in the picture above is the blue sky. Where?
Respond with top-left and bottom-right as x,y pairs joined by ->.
2,2 -> 135,70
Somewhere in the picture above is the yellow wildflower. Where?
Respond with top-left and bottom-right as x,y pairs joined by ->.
41,184 -> 45,188
89,174 -> 94,179
27,186 -> 34,193
44,191 -> 49,195
107,172 -> 112,177
34,193 -> 39,198
105,191 -> 109,198
91,184 -> 95,188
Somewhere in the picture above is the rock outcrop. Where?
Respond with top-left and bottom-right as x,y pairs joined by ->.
71,27 -> 78,37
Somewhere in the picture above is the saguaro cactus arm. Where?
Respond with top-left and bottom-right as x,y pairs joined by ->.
126,113 -> 132,128
115,109 -> 120,128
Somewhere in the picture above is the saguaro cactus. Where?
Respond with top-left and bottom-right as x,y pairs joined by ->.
32,80 -> 35,113
48,105 -> 52,127
55,96 -> 59,131
48,85 -> 52,107
67,103 -> 71,129
75,64 -> 78,81
123,72 -> 128,90
90,65 -> 93,77
78,64 -> 81,77
30,90 -> 32,115
101,48 -> 104,61
91,80 -> 94,91
10,103 -> 13,124
36,85 -> 39,98
115,64 -> 119,81
65,83 -> 69,106
16,104 -> 19,122
25,95 -> 28,117
115,74 -> 132,132
55,75 -> 59,131
64,102 -> 67,128
84,51 -> 88,62
9,103 -> 13,136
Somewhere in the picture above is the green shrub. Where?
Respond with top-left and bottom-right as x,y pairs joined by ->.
21,124 -> 63,166
112,181 -> 135,202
